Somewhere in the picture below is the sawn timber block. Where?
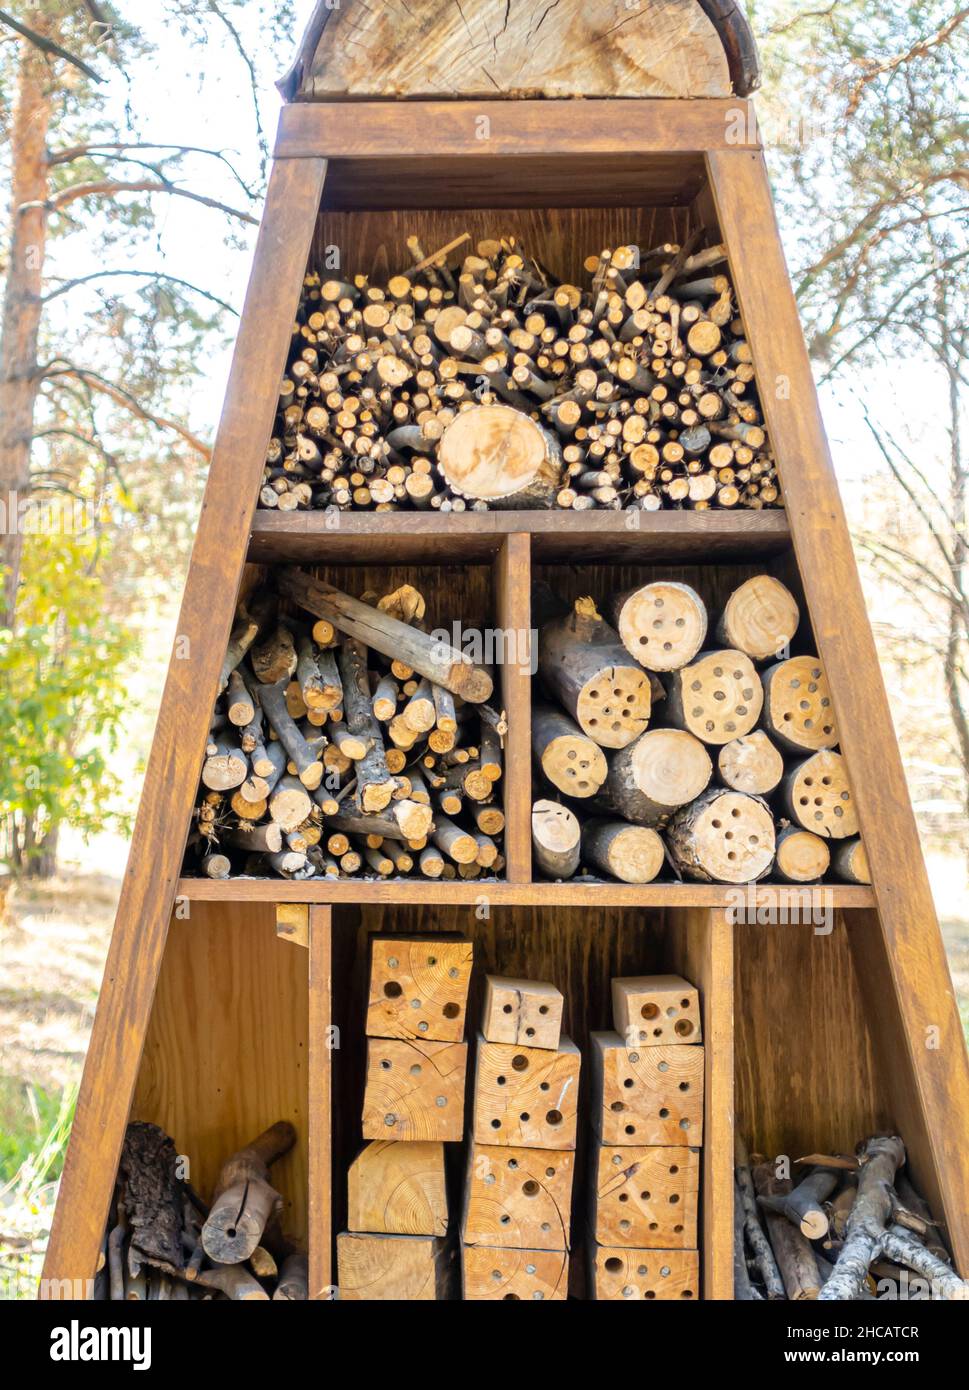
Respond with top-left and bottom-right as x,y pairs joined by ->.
463,1141 -> 575,1251
481,975 -> 564,1050
366,935 -> 473,1042
590,1031 -> 704,1146
337,1232 -> 455,1301
611,974 -> 701,1046
362,1037 -> 467,1142
472,1035 -> 581,1150
461,1244 -> 568,1301
588,1243 -> 699,1301
347,1140 -> 448,1236
591,1144 -> 699,1248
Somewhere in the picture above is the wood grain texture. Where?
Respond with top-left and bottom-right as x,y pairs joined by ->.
130,903 -> 309,1238
42,156 -> 327,1292
285,0 -> 731,100
497,534 -> 532,883
589,1243 -> 699,1300
308,904 -> 334,1298
708,148 -> 969,1273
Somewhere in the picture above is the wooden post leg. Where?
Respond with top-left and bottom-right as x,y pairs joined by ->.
495,533 -> 532,883
308,905 -> 334,1299
706,148 -> 969,1273
40,155 -> 327,1295
666,906 -> 734,1299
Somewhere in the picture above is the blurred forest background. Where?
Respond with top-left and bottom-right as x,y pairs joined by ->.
0,0 -> 967,1294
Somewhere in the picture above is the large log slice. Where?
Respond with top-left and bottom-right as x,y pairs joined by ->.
597,728 -> 713,828
667,787 -> 775,883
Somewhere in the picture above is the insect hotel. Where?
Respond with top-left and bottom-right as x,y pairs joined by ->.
43,1 -> 969,1302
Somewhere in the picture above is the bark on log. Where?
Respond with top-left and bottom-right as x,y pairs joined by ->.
581,817 -> 664,883
532,703 -> 608,799
539,597 -> 651,749
117,1122 -> 183,1276
818,1136 -> 905,1301
782,750 -> 858,839
338,637 -> 396,813
774,826 -> 831,884
611,581 -> 707,672
201,1121 -> 297,1265
597,727 -> 712,827
251,626 -> 297,686
735,1135 -> 785,1300
717,730 -> 783,795
762,655 -> 838,753
832,838 -> 870,884
667,787 -> 775,883
258,680 -> 323,790
437,404 -> 562,507
279,569 -> 493,703
532,799 -> 581,880
760,1166 -> 839,1240
753,1159 -> 820,1300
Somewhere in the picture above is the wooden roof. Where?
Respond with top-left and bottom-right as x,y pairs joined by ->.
278,0 -> 760,103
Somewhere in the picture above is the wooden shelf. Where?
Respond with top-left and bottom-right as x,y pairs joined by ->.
247,509 -> 791,566
177,876 -> 875,909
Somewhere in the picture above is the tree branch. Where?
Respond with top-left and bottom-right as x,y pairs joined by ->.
0,7 -> 104,82
846,9 -> 969,117
28,180 -> 257,225
43,269 -> 238,315
47,142 -> 258,199
205,1 -> 267,173
38,362 -> 212,460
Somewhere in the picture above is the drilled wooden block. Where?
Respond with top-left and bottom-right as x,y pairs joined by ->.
367,935 -> 473,1042
611,975 -> 701,1046
472,1035 -> 581,1150
591,1145 -> 699,1248
461,1244 -> 568,1301
481,975 -> 564,1050
362,1037 -> 467,1142
463,1142 -> 575,1250
348,1141 -> 448,1236
588,1244 -> 699,1301
337,1232 -> 455,1301
590,1032 -> 704,1146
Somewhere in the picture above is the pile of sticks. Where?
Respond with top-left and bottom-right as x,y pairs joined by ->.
260,233 -> 781,514
735,1134 -> 967,1301
98,1121 -> 306,1301
186,571 -> 504,881
531,574 -> 869,885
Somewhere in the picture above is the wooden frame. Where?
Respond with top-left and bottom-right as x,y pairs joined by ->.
42,97 -> 969,1298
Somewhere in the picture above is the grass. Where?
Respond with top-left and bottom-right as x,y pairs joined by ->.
0,1085 -> 75,1301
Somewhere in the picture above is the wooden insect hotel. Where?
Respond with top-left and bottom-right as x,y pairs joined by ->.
43,1 -> 969,1302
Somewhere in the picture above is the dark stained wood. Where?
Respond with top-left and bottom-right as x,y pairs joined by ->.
497,534 -> 533,883
697,0 -> 761,96
308,905 -> 333,1299
708,148 -> 969,1273
41,156 -> 328,1290
249,511 -> 792,567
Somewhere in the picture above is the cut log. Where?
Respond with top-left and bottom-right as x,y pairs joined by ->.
337,1232 -> 454,1302
589,1032 -> 704,1146
268,774 -> 313,832
273,1249 -> 309,1301
117,1122 -> 183,1276
201,743 -> 248,792
665,649 -> 763,744
735,1134 -> 785,1300
591,1144 -> 699,1249
481,976 -> 564,1050
251,625 -> 297,685
818,1136 -> 905,1301
832,837 -> 870,884
581,818 -> 665,884
279,569 -> 493,703
597,727 -> 712,827
463,1141 -> 574,1250
532,704 -> 607,799
611,975 -> 700,1045
362,1037 -> 467,1142
472,1036 -> 581,1150
437,404 -> 562,508
611,581 -> 707,672
538,597 -> 651,748
226,669 -> 255,727
337,638 -> 396,812
258,680 -> 323,790
366,935 -> 473,1043
667,787 -> 776,883
774,826 -> 830,883
782,750 -> 858,839
717,730 -> 784,795
432,815 -> 478,865
531,798 -> 581,879
200,1121 -> 296,1265
716,575 -> 799,661
461,1244 -> 568,1301
753,1158 -> 820,1300
762,655 -> 839,753
759,1166 -> 839,1241
347,1140 -> 448,1237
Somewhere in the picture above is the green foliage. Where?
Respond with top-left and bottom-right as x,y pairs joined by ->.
0,1078 -> 76,1187
0,509 -> 136,872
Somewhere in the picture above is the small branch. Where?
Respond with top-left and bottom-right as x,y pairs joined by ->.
39,361 -> 211,459
0,8 -> 103,82
47,142 -> 258,200
43,269 -> 237,315
31,180 -> 257,225
846,9 -> 969,117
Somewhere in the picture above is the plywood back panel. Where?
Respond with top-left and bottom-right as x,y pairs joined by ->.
132,902 -> 310,1242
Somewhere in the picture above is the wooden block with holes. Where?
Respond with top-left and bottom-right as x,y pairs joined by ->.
461,1244 -> 568,1301
463,1141 -> 574,1250
591,1145 -> 699,1248
481,975 -> 564,1050
362,1037 -> 467,1142
337,1231 -> 455,1301
366,935 -> 473,1042
348,1140 -> 448,1236
472,1036 -> 581,1150
612,975 -> 701,1047
589,1032 -> 703,1146
588,1243 -> 699,1302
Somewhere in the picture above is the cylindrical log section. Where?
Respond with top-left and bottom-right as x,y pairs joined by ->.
581,818 -> 664,884
832,837 -> 870,884
761,655 -> 838,753
532,799 -> 581,880
716,575 -> 799,661
667,787 -> 776,883
532,704 -> 607,799
611,581 -> 707,672
717,730 -> 784,795
597,728 -> 712,827
437,404 -> 562,508
782,750 -> 858,839
774,826 -> 831,884
538,597 -> 651,749
665,649 -> 763,744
